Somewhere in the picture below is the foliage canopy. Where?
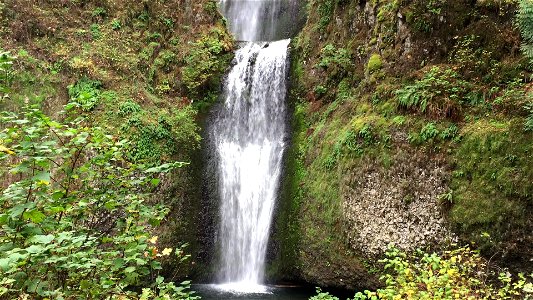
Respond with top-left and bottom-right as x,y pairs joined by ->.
0,106 -> 198,299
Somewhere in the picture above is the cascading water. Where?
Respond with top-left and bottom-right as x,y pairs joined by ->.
215,40 -> 289,287
219,0 -> 302,42
210,0 -> 298,293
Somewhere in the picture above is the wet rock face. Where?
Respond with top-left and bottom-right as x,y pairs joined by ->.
341,149 -> 456,256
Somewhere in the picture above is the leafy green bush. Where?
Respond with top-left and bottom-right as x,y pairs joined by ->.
315,44 -> 353,90
317,44 -> 352,70
310,288 -> 339,300
111,19 -> 122,30
449,35 -> 496,78
351,247 -> 533,300
317,0 -> 336,31
405,0 -> 445,33
517,0 -> 533,63
90,23 -> 102,39
322,123 -> 381,169
314,85 -> 328,97
67,77 -> 102,111
408,122 -> 459,144
0,106 -> 198,299
203,0 -> 219,15
118,99 -> 142,117
418,122 -> 439,142
92,7 -> 107,19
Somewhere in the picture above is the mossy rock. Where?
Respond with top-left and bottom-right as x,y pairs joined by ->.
367,54 -> 383,74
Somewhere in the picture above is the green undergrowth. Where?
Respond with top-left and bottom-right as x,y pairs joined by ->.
0,49 -> 61,113
0,106 -> 198,299
1,0 -> 233,166
311,247 -> 533,299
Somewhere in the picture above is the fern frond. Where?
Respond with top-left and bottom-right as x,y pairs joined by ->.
518,0 -> 533,61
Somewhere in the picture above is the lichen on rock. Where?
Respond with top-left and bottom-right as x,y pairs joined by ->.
341,150 -> 457,257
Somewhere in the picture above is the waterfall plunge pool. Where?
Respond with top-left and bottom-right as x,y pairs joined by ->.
194,284 -> 318,300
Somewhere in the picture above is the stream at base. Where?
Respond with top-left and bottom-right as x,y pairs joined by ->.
194,284 -> 317,300
194,284 -> 355,300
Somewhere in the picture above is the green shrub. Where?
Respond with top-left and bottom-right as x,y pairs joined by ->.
317,0 -> 336,31
317,44 -> 352,70
91,7 -> 107,19
406,0 -> 445,33
118,99 -> 142,117
418,122 -> 439,142
111,19 -> 122,30
314,85 -> 328,97
351,247 -> 533,300
0,106 -> 198,299
181,28 -> 233,99
90,23 -> 101,39
67,77 -> 102,111
439,123 -> 459,140
204,0 -> 219,15
449,35 -> 495,78
409,122 -> 459,144
125,106 -> 201,164
310,288 -> 339,300
315,44 -> 353,88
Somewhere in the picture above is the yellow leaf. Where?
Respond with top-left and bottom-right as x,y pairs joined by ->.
0,145 -> 15,155
162,248 -> 173,256
149,236 -> 158,244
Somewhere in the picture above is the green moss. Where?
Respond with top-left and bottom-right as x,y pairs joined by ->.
367,54 -> 383,73
450,118 -> 533,250
268,102 -> 307,280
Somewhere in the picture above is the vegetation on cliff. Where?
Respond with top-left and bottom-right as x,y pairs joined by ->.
281,0 -> 533,294
0,0 -> 233,297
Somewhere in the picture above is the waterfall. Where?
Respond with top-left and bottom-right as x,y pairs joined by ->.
211,0 -> 296,292
219,0 -> 303,42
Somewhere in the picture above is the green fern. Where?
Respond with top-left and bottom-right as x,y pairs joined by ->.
517,0 -> 533,62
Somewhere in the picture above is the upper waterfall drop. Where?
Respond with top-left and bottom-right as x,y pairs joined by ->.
219,0 -> 304,42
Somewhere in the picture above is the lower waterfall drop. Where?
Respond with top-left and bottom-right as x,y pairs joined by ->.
213,39 -> 290,292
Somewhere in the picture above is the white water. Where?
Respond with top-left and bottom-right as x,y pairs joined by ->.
219,0 -> 303,41
213,39 -> 290,291
213,0 -> 294,292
